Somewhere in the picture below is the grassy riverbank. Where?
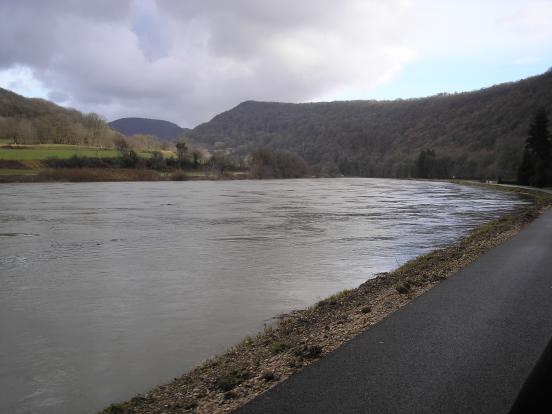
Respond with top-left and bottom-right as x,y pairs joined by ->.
0,143 -> 168,160
100,184 -> 551,414
0,143 -> 189,182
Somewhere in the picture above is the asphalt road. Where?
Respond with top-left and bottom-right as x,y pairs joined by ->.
238,209 -> 552,414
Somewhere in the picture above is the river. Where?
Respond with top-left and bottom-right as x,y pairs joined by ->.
0,178 -> 526,413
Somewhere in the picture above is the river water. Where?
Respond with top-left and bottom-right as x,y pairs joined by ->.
0,179 -> 526,413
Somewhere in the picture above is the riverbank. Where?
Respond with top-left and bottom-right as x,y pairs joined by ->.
0,168 -> 250,183
99,184 -> 551,414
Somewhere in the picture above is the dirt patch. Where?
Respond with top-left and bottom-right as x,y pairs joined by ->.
97,185 -> 551,414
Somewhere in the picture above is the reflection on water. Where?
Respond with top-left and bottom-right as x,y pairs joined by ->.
0,178 -> 526,413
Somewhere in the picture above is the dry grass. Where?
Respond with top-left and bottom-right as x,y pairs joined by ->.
99,185 -> 552,414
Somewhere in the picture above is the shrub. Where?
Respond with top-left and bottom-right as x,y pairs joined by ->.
396,284 -> 410,294
271,341 -> 290,355
45,155 -> 116,169
119,150 -> 141,168
41,168 -> 161,182
170,171 -> 188,181
294,345 -> 322,359
146,151 -> 166,171
214,369 -> 251,392
360,306 -> 371,314
261,371 -> 277,382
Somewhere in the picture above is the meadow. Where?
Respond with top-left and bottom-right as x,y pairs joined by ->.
0,143 -> 160,160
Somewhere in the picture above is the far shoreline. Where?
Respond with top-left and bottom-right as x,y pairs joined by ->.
0,169 -> 532,186
0,168 -> 252,183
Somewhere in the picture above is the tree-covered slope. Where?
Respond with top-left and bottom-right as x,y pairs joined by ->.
191,71 -> 552,179
0,87 -> 80,119
0,88 -> 117,146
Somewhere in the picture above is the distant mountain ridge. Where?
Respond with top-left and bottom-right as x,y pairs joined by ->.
190,71 -> 552,179
109,117 -> 185,140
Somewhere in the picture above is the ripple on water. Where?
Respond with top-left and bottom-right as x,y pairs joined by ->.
0,178 -> 528,414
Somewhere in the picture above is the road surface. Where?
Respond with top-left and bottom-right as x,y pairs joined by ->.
238,209 -> 552,413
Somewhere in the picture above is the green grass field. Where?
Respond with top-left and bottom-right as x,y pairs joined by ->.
0,144 -> 168,160
0,147 -> 120,160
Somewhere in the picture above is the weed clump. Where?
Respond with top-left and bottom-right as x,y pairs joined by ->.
360,306 -> 372,314
294,345 -> 322,359
271,341 -> 290,355
261,371 -> 277,382
214,369 -> 251,392
396,283 -> 410,294
316,290 -> 351,308
224,391 -> 237,400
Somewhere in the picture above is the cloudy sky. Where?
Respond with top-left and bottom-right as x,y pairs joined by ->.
1,0 -> 551,127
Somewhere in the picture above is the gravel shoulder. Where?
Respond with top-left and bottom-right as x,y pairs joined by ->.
101,184 -> 552,414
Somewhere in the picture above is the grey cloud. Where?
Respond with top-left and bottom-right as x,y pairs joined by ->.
47,90 -> 69,102
0,0 -> 417,126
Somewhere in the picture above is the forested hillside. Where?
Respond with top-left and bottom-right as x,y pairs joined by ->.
3,71 -> 551,180
0,87 -> 119,146
191,71 -> 552,179
109,117 -> 186,140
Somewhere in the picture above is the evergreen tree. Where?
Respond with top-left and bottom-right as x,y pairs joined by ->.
415,149 -> 436,178
517,149 -> 535,186
518,109 -> 551,187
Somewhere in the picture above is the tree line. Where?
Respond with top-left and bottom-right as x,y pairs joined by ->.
249,149 -> 309,179
190,71 -> 552,181
408,109 -> 551,186
0,87 -> 170,151
45,144 -> 311,179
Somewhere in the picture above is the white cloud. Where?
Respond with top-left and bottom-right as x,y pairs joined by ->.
0,0 -> 419,126
502,0 -> 552,39
0,66 -> 49,98
0,0 -> 550,126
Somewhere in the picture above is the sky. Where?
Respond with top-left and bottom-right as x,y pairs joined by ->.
0,0 -> 551,127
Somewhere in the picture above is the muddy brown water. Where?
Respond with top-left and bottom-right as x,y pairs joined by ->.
0,179 -> 526,413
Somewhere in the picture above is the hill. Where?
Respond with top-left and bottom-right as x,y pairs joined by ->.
109,117 -> 186,141
0,87 -> 117,147
191,71 -> 552,179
